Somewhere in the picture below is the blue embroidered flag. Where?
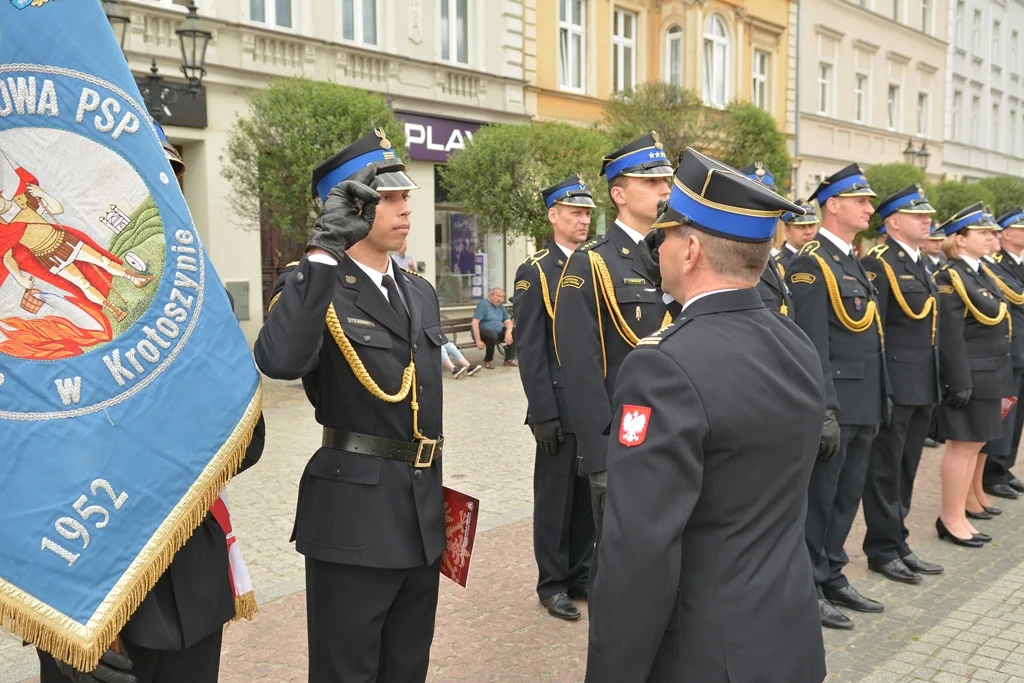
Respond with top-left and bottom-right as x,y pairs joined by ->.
0,0 -> 262,669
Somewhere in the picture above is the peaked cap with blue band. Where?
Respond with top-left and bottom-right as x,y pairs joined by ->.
782,199 -> 819,225
651,148 -> 804,242
311,128 -> 417,202
876,184 -> 935,231
810,163 -> 876,206
542,174 -> 597,209
928,222 -> 946,240
998,207 -> 1024,229
739,162 -> 777,192
153,121 -> 185,178
940,202 -> 1000,235
600,131 -> 673,182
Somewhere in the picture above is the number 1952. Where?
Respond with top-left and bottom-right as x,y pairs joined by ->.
41,479 -> 129,567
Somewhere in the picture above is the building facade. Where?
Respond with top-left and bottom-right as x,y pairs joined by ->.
795,0 -> 949,199
121,0 -> 529,340
941,0 -> 1024,181
524,0 -> 793,133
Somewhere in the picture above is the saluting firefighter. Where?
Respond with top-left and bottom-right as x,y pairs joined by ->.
788,163 -> 890,630
512,175 -> 597,621
740,163 -> 794,317
776,199 -> 821,270
585,149 -> 826,683
932,204 -> 1012,548
553,132 -> 673,587
254,130 -> 446,683
859,185 -> 945,586
980,207 -> 1024,500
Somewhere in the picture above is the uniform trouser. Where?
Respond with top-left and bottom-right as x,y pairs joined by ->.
862,403 -> 935,565
587,470 -> 608,596
38,629 -> 223,683
805,423 -> 878,590
305,557 -> 440,683
984,368 -> 1024,486
534,432 -> 595,599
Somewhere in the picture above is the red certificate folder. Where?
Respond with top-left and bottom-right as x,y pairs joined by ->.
1002,396 -> 1018,420
441,487 -> 479,587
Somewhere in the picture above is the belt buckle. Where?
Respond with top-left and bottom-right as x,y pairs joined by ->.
413,438 -> 437,468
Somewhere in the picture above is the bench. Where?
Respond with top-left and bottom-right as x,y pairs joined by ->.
440,305 -> 514,356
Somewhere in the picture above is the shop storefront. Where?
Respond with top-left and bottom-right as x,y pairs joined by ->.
398,112 -> 526,310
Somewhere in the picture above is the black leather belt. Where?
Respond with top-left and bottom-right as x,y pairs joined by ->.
322,428 -> 442,468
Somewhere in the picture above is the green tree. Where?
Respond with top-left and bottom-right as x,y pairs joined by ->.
977,176 -> 1024,217
862,163 -> 927,235
714,101 -> 792,195
439,121 -> 611,242
599,82 -> 708,167
222,77 -> 406,243
925,181 -> 996,224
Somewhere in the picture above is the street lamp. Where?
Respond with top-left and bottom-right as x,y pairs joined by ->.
102,0 -> 213,122
903,137 -> 931,171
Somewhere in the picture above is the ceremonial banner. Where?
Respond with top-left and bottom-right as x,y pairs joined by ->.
441,487 -> 479,588
0,1 -> 261,670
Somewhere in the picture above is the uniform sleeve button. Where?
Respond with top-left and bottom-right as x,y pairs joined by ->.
333,468 -> 340,476
413,470 -> 423,480
295,272 -> 305,284
363,335 -> 372,342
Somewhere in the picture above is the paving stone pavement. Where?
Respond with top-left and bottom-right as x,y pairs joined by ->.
8,355 -> 1024,682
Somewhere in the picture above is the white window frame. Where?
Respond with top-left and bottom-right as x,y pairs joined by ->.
992,101 -> 1001,149
664,24 -> 683,87
612,8 -> 637,93
340,0 -> 380,46
887,83 -> 901,131
955,1 -> 965,47
971,94 -> 981,144
917,92 -> 929,136
1011,107 -> 1018,156
558,0 -> 587,92
752,49 -> 770,110
1012,30 -> 1019,74
817,61 -> 834,116
439,0 -> 470,65
250,0 -> 293,28
993,20 -> 1002,66
920,0 -> 931,34
952,90 -> 963,141
702,14 -> 731,108
891,0 -> 901,22
973,9 -> 982,57
854,73 -> 869,123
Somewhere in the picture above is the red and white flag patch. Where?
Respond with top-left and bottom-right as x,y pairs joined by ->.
619,405 -> 652,447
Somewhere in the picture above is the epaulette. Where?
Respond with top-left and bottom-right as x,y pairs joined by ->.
526,248 -> 549,265
994,253 -> 1004,263
866,244 -> 889,258
798,240 -> 820,256
286,260 -> 300,268
636,322 -> 675,347
578,236 -> 605,252
402,268 -> 424,279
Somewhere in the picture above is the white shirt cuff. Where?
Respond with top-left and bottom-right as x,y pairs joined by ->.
307,254 -> 338,266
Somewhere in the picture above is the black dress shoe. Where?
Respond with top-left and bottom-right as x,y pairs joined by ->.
936,518 -> 984,547
901,553 -> 944,575
973,532 -> 992,543
923,438 -> 940,448
568,587 -> 588,600
819,599 -> 854,630
966,508 -> 993,520
984,505 -> 1002,515
822,586 -> 884,613
984,483 -> 1019,499
1009,477 -> 1024,493
541,593 -> 581,620
869,558 -> 921,584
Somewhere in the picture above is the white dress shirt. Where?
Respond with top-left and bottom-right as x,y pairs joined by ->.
961,255 -> 981,273
889,237 -> 920,262
818,228 -> 853,256
681,289 -> 739,313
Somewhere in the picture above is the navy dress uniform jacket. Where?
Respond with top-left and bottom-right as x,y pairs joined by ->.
983,252 -> 1024,370
553,223 -> 669,474
755,256 -> 794,317
254,256 -> 446,569
788,235 -> 889,425
585,289 -> 826,683
861,244 -> 941,406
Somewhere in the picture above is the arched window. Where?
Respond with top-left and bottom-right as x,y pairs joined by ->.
665,24 -> 683,87
702,14 -> 730,107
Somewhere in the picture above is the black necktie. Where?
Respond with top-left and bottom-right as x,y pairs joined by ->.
382,274 -> 410,331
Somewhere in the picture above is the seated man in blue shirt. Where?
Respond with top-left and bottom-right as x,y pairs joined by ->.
472,287 -> 517,369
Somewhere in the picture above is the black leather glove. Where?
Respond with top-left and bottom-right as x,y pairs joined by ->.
635,229 -> 666,287
885,397 -> 894,429
819,409 -> 840,461
532,418 -> 564,457
306,165 -> 381,261
56,646 -> 136,683
945,388 -> 973,409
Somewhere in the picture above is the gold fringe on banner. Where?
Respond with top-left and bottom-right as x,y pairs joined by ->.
232,591 -> 259,622
0,380 -> 263,672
